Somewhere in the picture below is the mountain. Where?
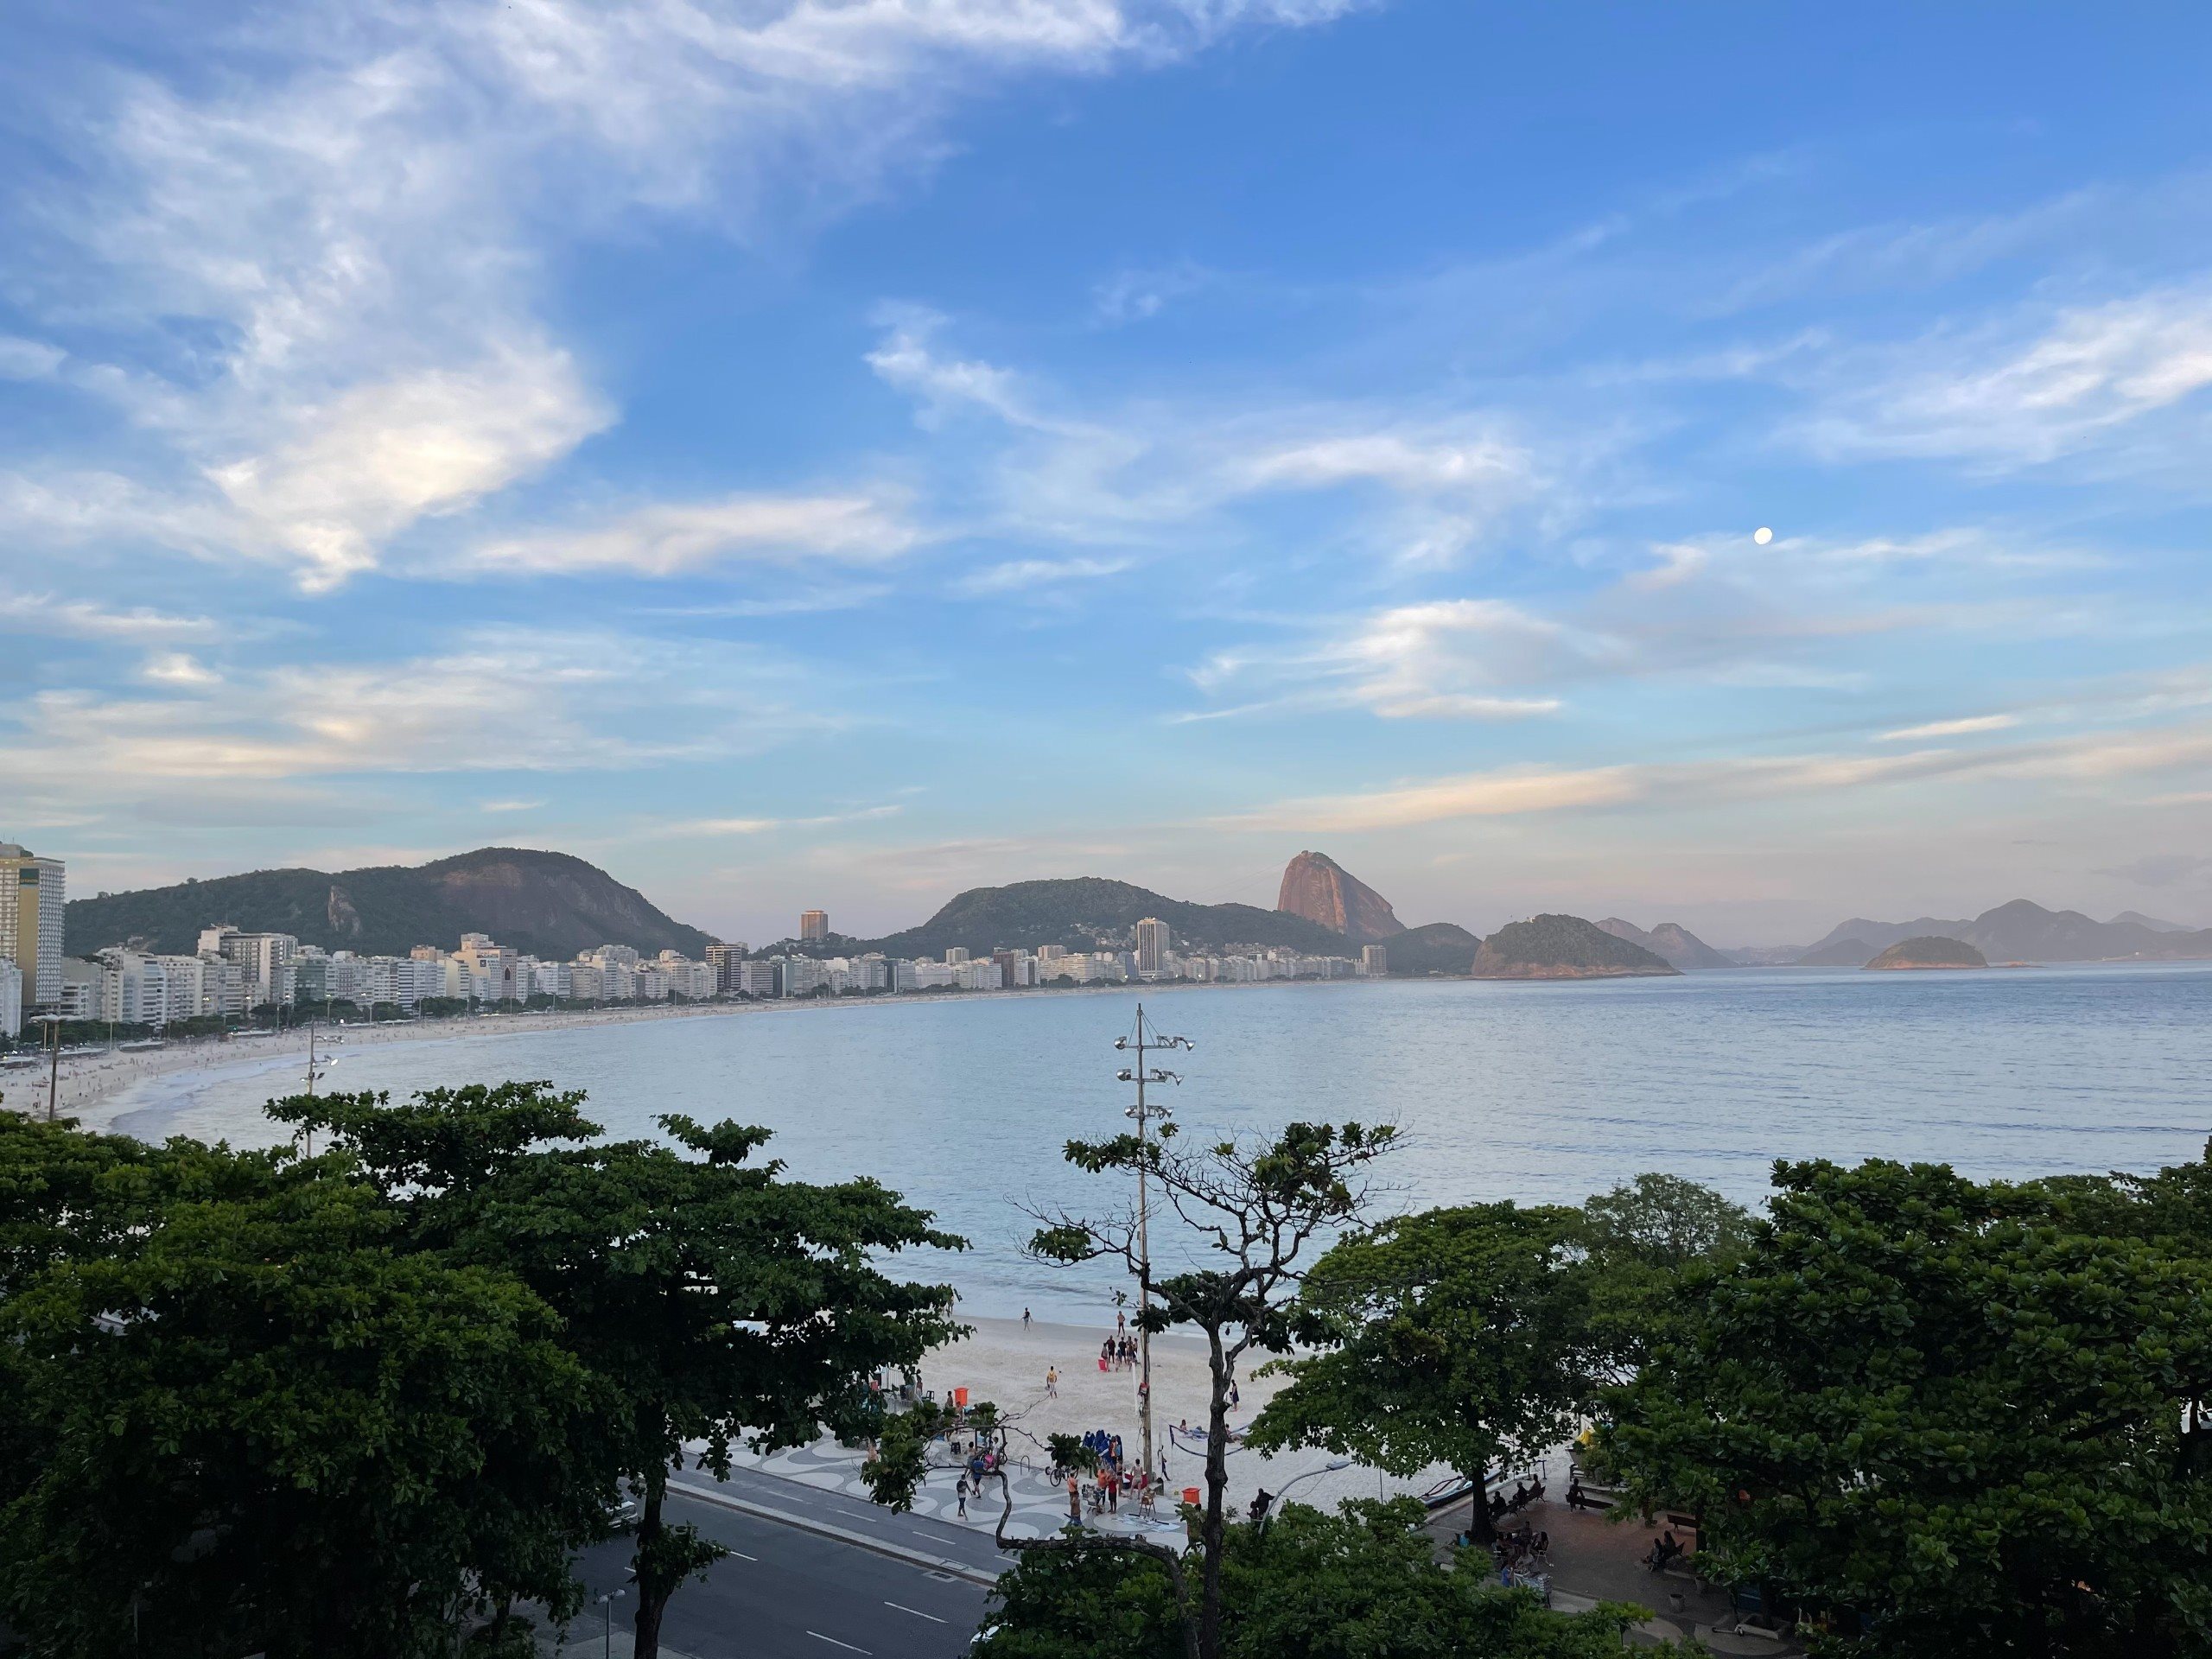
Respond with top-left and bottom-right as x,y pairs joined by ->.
1804,899 -> 2212,963
1472,914 -> 1681,980
2112,910 -> 2192,933
1377,922 -> 1483,976
859,877 -> 1349,960
1796,936 -> 1876,968
1275,851 -> 1403,943
1597,917 -> 1735,969
1866,936 -> 1986,970
63,849 -> 715,962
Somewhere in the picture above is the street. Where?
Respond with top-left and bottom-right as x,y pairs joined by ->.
569,1476 -> 997,1658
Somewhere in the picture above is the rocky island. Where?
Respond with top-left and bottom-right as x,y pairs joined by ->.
1471,913 -> 1681,979
1865,936 -> 1987,970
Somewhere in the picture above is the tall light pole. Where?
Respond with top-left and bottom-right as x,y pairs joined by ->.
1115,1002 -> 1192,1507
29,1014 -> 67,1122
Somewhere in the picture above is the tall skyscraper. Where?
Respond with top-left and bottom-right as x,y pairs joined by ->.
799,909 -> 829,942
1360,944 -> 1389,976
0,843 -> 66,1008
1135,917 -> 1171,978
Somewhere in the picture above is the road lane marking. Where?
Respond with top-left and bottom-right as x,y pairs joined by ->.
806,1634 -> 870,1654
886,1602 -> 948,1624
729,1550 -> 758,1560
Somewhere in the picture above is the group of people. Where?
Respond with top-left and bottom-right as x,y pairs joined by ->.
1493,1525 -> 1551,1582
1062,1428 -> 1157,1522
1484,1474 -> 1546,1526
1644,1528 -> 1688,1573
1098,1332 -> 1139,1371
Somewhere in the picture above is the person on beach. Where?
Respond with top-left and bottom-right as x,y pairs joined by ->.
1046,1365 -> 1058,1397
1023,1307 -> 1031,1328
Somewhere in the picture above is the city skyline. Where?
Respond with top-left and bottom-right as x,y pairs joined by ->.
4,3 -> 2212,947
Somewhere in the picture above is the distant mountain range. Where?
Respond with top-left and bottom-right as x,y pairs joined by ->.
850,877 -> 1350,960
1800,899 -> 2212,965
1597,917 -> 1734,969
63,849 -> 715,962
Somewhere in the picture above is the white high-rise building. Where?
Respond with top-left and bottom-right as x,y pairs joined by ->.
1134,918 -> 1171,979
0,959 -> 21,1039
0,843 -> 66,1008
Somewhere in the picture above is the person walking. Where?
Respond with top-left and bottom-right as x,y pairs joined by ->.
1022,1307 -> 1031,1328
1046,1364 -> 1058,1398
1066,1473 -> 1082,1526
957,1475 -> 969,1520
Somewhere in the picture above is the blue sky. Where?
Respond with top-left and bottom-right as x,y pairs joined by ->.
4,0 -> 2211,946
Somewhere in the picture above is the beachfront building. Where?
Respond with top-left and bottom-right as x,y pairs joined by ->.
0,843 -> 66,1009
60,958 -> 105,1021
1360,944 -> 1389,976
1135,918 -> 1171,979
0,959 -> 20,1039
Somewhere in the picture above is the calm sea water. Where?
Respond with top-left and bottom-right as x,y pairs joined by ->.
105,964 -> 2212,1319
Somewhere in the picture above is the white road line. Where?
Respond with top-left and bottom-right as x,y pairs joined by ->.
806,1633 -> 871,1654
886,1602 -> 948,1624
729,1550 -> 758,1560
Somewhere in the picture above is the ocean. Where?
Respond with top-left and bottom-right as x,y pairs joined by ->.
102,963 -> 2212,1319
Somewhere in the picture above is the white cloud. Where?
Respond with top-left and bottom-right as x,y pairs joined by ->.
0,590 -> 222,644
209,342 -> 612,589
1878,714 -> 2018,742
0,337 -> 65,379
139,652 -> 223,689
0,626 -> 837,801
10,0 -> 1360,588
463,493 -> 917,576
957,555 -> 1134,595
1214,721 -> 2212,834
649,804 -> 904,836
1795,285 -> 2212,467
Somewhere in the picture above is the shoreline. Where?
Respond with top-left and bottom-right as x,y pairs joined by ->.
9,976 -> 1382,1136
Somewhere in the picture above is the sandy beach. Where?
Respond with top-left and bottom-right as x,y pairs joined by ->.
4,996 -> 888,1135
752,1314 -> 1464,1523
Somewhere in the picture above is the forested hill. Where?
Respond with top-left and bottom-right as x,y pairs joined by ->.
64,849 -> 716,961
859,877 -> 1351,959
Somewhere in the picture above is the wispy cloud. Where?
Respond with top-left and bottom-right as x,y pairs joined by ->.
1878,714 -> 2018,742
652,805 -> 905,836
0,590 -> 224,644
1792,284 -> 2212,467
1214,721 -> 2212,834
461,493 -> 918,577
957,555 -> 1134,596
8,0 -> 1361,590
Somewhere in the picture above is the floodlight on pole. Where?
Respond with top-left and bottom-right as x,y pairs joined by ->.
1116,1002 -> 1191,1509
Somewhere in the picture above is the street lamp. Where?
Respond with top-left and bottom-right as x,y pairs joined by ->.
1114,1006 -> 1193,1503
1274,1458 -> 1356,1505
595,1588 -> 627,1659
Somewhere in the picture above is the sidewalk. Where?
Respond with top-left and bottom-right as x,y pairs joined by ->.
1421,1494 -> 1802,1655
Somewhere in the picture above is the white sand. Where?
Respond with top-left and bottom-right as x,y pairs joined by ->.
914,1315 -> 1444,1515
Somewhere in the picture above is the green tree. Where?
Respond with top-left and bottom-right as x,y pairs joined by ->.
1249,1203 -> 1605,1543
0,1115 -> 594,1658
1578,1173 -> 1755,1383
1605,1157 -> 2212,1657
277,1081 -> 966,1659
976,1497 -> 1645,1658
1030,1119 -> 1400,1659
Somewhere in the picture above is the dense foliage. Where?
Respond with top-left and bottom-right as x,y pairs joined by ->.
0,1082 -> 959,1659
974,1499 -> 1641,1659
1604,1153 -> 2212,1657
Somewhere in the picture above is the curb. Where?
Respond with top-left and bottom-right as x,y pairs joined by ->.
666,1478 -> 1005,1588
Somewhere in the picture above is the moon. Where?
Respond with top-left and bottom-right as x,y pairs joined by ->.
1753,525 -> 1774,545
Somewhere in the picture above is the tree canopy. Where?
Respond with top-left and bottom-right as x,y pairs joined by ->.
1604,1155 -> 2212,1657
